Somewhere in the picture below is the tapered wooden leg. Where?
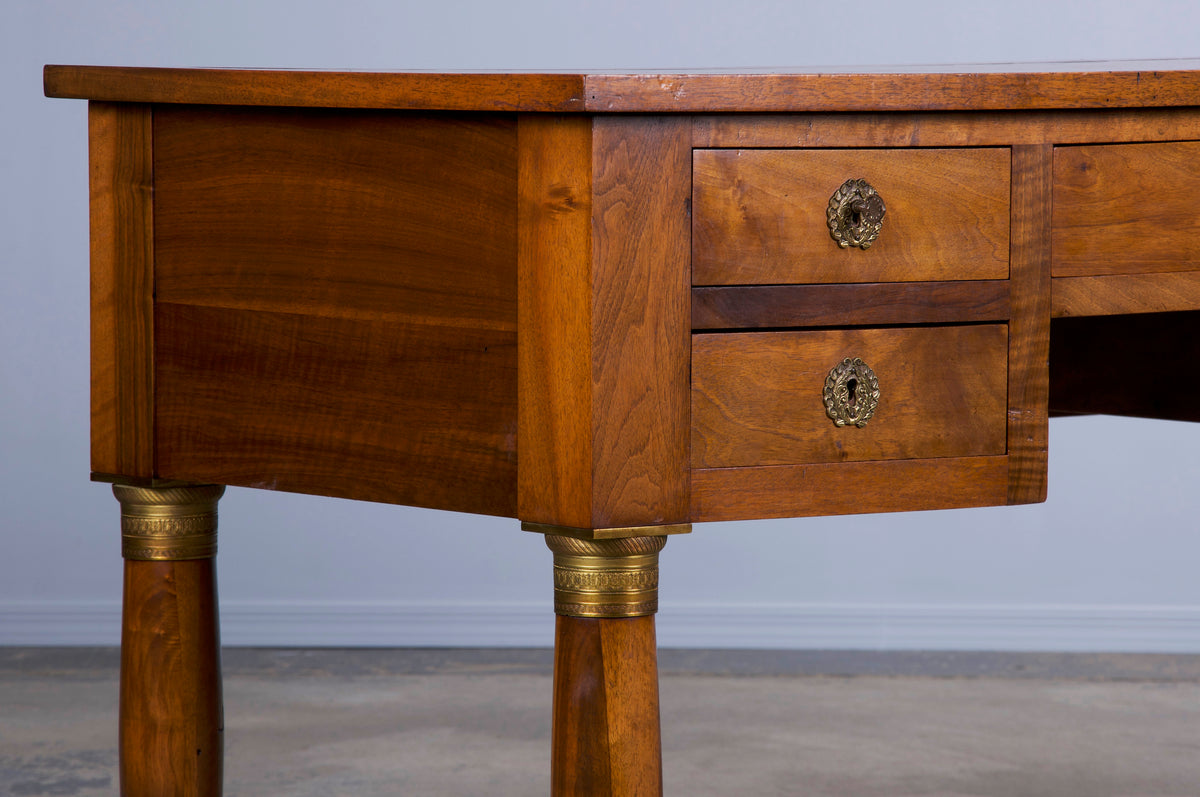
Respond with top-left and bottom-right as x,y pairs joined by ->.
114,484 -> 224,797
544,534 -> 669,797
553,615 -> 662,796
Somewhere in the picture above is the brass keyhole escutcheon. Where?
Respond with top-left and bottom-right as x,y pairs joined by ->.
827,178 -> 886,250
824,358 -> 880,428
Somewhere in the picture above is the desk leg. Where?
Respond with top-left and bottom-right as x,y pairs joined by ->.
113,484 -> 225,797
545,535 -> 666,797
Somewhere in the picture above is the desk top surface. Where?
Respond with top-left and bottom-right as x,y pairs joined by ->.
44,60 -> 1200,113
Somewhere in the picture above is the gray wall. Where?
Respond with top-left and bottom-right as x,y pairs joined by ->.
5,0 -> 1200,650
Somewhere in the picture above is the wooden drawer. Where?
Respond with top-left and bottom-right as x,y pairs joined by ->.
692,325 -> 1008,468
692,148 -> 1010,285
1053,141 -> 1200,277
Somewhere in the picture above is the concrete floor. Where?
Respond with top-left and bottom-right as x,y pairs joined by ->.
2,648 -> 1199,796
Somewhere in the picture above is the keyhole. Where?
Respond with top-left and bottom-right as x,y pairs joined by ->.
846,377 -> 858,410
848,202 -> 863,230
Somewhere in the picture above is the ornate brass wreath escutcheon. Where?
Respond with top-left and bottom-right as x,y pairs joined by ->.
824,357 -> 880,428
827,178 -> 886,249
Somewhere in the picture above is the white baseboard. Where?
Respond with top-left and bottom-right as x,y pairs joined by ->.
657,603 -> 1200,652
3,600 -> 1200,652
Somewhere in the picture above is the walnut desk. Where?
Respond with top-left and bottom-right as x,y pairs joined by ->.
44,64 -> 1200,795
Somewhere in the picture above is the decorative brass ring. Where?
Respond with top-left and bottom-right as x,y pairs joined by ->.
545,535 -> 666,618
823,357 -> 880,428
827,178 -> 886,249
113,484 -> 224,561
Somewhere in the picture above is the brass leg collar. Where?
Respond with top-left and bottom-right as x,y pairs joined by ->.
113,484 -> 225,561
545,535 -> 666,618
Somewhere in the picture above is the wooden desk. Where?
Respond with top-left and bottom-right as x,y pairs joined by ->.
44,63 -> 1200,795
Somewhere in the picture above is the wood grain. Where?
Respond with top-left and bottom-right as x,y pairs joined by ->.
155,303 -> 517,516
691,456 -> 1010,522
584,68 -> 1200,113
552,616 -> 662,796
1052,273 -> 1200,317
588,117 -> 691,527
47,65 -> 587,112
120,559 -> 222,796
154,107 -> 517,331
1053,142 -> 1200,277
151,107 -> 519,514
1050,311 -> 1200,422
692,281 -> 1010,329
692,326 -> 1008,468
517,116 -> 595,529
89,102 -> 154,478
693,148 -> 1009,285
693,108 -> 1200,148
518,117 -> 691,529
47,64 -> 1200,113
1007,145 -> 1053,505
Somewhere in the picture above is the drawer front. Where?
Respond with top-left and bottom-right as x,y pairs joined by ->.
1053,141 -> 1200,277
692,148 -> 1010,285
692,325 -> 1008,468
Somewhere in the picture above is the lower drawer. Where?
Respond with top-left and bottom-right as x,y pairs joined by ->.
691,325 -> 1008,468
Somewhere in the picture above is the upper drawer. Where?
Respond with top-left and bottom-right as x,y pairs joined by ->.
1053,141 -> 1200,277
692,148 -> 1011,285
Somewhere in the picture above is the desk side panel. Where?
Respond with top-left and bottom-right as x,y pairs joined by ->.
152,108 -> 518,515
156,304 -> 517,513
89,102 -> 155,478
